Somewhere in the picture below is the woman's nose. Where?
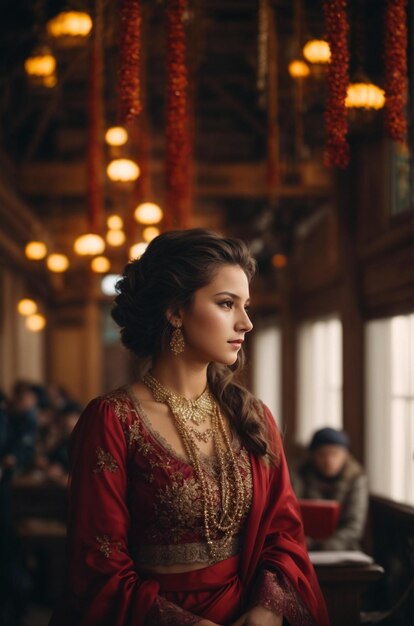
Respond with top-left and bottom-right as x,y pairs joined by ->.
236,310 -> 253,333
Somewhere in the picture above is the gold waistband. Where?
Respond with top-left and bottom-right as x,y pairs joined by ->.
133,534 -> 242,566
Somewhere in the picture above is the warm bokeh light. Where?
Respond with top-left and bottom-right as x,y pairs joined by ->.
105,127 -> 128,146
134,202 -> 163,225
42,74 -> 58,88
106,230 -> 126,247
101,274 -> 120,296
106,214 -> 123,230
25,241 -> 47,260
345,82 -> 385,110
47,11 -> 92,38
142,226 -> 160,243
129,242 -> 148,259
26,314 -> 46,332
91,256 -> 111,273
74,233 -> 105,255
24,48 -> 56,77
107,158 -> 140,182
47,253 -> 69,272
272,253 -> 287,269
288,60 -> 310,78
303,40 -> 331,64
17,299 -> 38,316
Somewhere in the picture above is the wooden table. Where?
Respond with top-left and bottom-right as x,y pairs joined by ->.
314,561 -> 384,626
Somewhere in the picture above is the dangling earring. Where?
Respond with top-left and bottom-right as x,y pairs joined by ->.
169,322 -> 185,355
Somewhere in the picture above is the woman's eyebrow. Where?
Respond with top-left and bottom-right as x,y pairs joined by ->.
214,291 -> 251,303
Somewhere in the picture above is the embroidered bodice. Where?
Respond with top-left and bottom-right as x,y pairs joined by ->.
96,387 -> 253,566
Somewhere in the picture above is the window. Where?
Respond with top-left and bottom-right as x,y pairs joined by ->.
296,317 -> 342,445
251,322 -> 281,426
366,314 -> 414,506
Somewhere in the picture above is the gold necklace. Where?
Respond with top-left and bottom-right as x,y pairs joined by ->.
144,372 -> 214,426
142,371 -> 247,562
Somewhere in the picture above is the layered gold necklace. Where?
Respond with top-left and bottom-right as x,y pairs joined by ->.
142,371 -> 246,562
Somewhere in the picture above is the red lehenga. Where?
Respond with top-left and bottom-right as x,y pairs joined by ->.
49,387 -> 330,626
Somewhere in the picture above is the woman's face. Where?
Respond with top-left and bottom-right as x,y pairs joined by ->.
178,264 -> 253,366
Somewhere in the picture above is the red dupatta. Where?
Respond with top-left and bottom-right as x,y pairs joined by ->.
240,405 -> 330,626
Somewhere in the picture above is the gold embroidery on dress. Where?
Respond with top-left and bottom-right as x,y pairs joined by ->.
147,447 -> 253,561
135,535 -> 242,566
102,388 -> 131,423
96,535 -> 122,559
93,447 -> 118,473
100,386 -> 254,565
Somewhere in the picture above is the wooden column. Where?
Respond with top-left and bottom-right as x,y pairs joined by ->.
335,166 -> 365,463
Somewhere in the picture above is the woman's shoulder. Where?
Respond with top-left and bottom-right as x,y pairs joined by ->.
82,386 -> 135,424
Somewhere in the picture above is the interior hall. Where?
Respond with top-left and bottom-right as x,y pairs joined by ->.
0,1 -> 413,625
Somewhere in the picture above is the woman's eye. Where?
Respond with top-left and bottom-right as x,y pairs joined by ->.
220,300 -> 233,309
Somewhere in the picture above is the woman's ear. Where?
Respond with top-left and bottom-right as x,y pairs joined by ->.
165,306 -> 182,327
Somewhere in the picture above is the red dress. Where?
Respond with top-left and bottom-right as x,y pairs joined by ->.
49,387 -> 330,626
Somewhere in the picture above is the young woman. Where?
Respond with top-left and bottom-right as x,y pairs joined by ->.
49,229 -> 330,626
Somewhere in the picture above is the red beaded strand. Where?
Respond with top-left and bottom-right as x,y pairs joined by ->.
166,0 -> 191,229
119,0 -> 142,123
384,0 -> 408,142
322,0 -> 350,169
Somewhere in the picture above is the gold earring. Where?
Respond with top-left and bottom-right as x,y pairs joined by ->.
169,323 -> 185,355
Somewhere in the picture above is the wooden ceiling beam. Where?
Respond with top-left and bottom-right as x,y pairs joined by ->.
20,160 -> 330,200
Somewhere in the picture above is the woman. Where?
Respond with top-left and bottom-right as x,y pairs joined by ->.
50,229 -> 330,626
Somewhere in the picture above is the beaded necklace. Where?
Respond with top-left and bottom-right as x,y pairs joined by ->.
142,371 -> 247,562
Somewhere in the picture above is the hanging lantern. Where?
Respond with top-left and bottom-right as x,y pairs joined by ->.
46,11 -> 93,39
106,214 -> 123,230
91,256 -> 111,273
303,39 -> 331,64
105,127 -> 128,146
24,46 -> 57,78
106,230 -> 126,247
134,202 -> 163,225
47,254 -> 69,272
17,299 -> 38,316
142,226 -> 160,243
129,242 -> 148,259
26,314 -> 46,332
25,241 -> 47,260
107,158 -> 140,182
346,81 -> 385,110
288,59 -> 310,78
73,1 -> 105,260
74,233 -> 105,256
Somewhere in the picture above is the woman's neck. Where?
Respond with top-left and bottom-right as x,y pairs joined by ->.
149,356 -> 208,400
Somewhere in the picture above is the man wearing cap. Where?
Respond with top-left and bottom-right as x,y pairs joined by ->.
291,427 -> 369,551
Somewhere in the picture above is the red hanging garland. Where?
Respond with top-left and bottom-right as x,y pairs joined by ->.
119,0 -> 142,123
384,0 -> 408,142
322,0 -> 350,169
166,0 -> 191,229
87,0 -> 104,233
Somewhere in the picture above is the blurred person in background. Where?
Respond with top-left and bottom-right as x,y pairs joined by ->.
46,401 -> 82,485
290,427 -> 368,551
0,384 -> 37,626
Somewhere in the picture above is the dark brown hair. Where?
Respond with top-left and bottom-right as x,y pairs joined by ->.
111,228 -> 278,464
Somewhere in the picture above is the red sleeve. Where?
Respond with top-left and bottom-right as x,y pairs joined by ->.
250,569 -> 313,626
66,397 -> 201,626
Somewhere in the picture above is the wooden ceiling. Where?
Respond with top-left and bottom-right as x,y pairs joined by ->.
0,0 -> 388,293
